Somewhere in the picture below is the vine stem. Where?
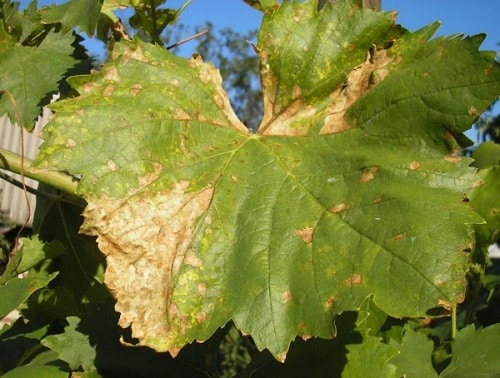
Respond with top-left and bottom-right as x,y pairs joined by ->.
451,304 -> 457,340
0,147 -> 80,198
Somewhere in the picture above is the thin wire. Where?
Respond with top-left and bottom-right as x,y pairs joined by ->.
166,29 -> 208,50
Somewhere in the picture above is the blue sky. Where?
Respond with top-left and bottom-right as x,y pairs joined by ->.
18,0 -> 500,139
21,0 -> 499,56
161,0 -> 499,53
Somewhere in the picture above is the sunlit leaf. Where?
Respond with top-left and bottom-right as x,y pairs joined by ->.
39,0 -> 102,36
0,31 -> 89,128
440,324 -> 500,377
34,0 -> 500,359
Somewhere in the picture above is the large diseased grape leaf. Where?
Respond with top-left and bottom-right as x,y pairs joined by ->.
33,0 -> 500,360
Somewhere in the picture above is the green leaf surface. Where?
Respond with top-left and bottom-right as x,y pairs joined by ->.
15,237 -> 64,273
33,0 -> 500,359
0,0 -> 44,44
0,31 -> 88,128
469,166 -> 500,255
39,0 -> 102,36
41,316 -> 97,372
243,0 -> 279,12
389,327 -> 438,378
440,324 -> 500,378
0,237 -> 62,318
0,273 -> 58,321
1,236 -> 64,283
1,364 -> 68,378
471,141 -> 500,169
242,311 -> 398,377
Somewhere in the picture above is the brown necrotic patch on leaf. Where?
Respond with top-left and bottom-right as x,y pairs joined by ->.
330,203 -> 351,214
190,55 -> 248,132
294,227 -> 314,244
391,232 -> 406,241
102,85 -> 115,97
80,181 -> 214,355
409,161 -> 421,170
344,273 -> 363,286
106,159 -> 119,171
281,290 -> 293,304
65,138 -> 77,148
130,83 -> 143,96
444,154 -> 461,163
360,166 -> 379,183
320,48 -> 393,135
104,66 -> 120,82
261,101 -> 317,136
324,296 -> 335,308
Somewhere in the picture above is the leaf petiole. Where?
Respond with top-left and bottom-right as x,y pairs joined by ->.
0,147 -> 80,199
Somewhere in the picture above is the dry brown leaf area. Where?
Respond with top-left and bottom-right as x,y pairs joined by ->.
80,181 -> 214,354
258,46 -> 394,136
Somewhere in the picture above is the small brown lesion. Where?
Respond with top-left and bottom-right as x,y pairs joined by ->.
330,203 -> 351,214
344,273 -> 362,286
294,227 -> 315,244
281,290 -> 292,304
360,166 -> 379,183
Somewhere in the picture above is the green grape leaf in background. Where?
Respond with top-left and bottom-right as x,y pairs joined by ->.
41,316 -> 97,373
440,324 -> 500,377
389,326 -> 438,378
0,237 -> 63,319
39,0 -> 102,36
0,31 -> 90,128
241,311 -> 399,377
469,165 -> 500,259
33,0 -> 500,359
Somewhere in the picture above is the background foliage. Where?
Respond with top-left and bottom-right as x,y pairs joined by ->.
0,0 -> 499,376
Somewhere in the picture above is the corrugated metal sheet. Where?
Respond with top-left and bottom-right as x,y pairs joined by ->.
0,108 -> 52,227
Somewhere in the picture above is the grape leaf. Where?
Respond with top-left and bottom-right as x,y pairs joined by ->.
440,324 -> 500,378
39,0 -> 102,36
0,237 -> 63,319
33,0 -> 500,359
469,166 -> 500,258
241,311 -> 398,377
41,316 -> 97,372
0,31 -> 89,128
389,327 -> 438,378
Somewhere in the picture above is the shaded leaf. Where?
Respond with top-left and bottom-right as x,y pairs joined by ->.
241,311 -> 398,377
15,236 -> 64,274
440,324 -> 500,377
41,316 -> 97,372
469,166 -> 500,258
33,0 -> 500,359
0,237 -> 62,319
0,364 -> 68,378
389,327 -> 438,378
